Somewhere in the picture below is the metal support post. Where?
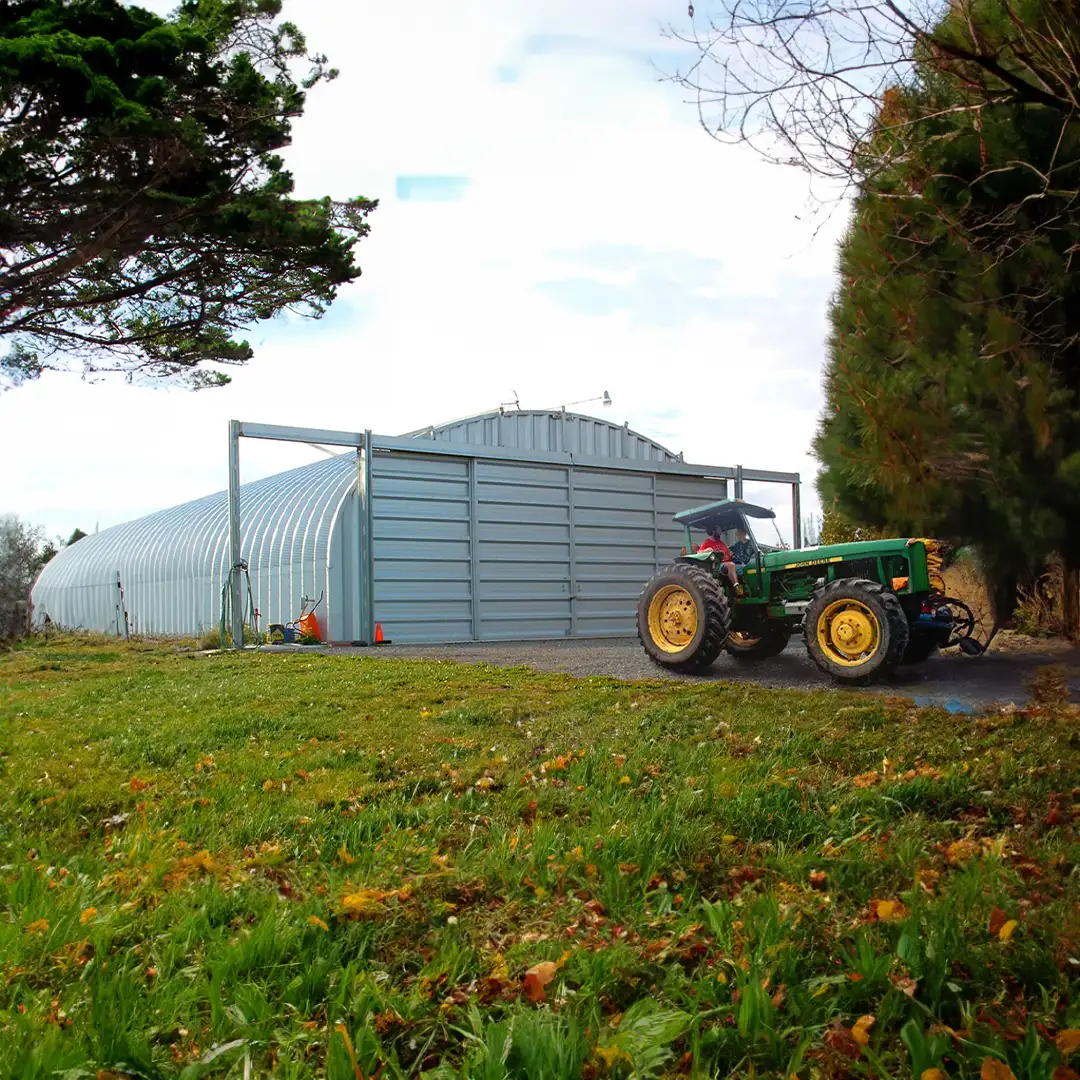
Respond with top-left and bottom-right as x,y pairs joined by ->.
228,419 -> 244,649
792,479 -> 803,550
734,464 -> 745,500
362,429 -> 375,644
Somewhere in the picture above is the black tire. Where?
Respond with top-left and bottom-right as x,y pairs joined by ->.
726,628 -> 790,661
804,578 -> 909,685
901,635 -> 939,665
637,563 -> 732,672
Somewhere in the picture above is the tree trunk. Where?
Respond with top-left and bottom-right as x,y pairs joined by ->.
1063,552 -> 1080,643
987,569 -> 1017,628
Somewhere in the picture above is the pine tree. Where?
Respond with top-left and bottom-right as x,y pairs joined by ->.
0,0 -> 376,387
815,0 -> 1080,633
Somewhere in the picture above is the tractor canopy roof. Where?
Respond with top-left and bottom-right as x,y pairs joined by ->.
673,499 -> 776,533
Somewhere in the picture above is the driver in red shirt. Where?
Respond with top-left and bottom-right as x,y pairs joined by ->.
697,527 -> 739,585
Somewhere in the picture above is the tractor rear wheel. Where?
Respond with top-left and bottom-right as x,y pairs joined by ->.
726,628 -> 790,660
637,563 -> 731,672
805,578 -> 909,685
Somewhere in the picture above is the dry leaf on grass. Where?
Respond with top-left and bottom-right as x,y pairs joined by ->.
339,886 -> 409,919
869,898 -> 908,922
523,960 -> 558,1003
981,1058 -> 1016,1080
852,1014 -> 875,1046
946,839 -> 980,865
1057,1030 -> 1080,1057
824,1021 -> 860,1060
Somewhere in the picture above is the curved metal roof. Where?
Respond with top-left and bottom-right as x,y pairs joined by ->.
406,409 -> 682,463
31,455 -> 357,637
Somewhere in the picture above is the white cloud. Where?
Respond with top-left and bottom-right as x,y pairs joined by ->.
0,0 -> 845,546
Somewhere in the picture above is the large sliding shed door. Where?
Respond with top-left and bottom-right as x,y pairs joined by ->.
368,447 -> 728,643
571,468 -> 730,637
368,452 -> 473,642
474,460 -> 572,640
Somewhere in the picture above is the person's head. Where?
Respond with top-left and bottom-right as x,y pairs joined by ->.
736,528 -> 749,543
710,524 -> 724,539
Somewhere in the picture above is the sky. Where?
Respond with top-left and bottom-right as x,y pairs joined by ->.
0,0 -> 846,546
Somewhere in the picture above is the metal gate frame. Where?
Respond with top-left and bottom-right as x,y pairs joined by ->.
226,420 -> 801,649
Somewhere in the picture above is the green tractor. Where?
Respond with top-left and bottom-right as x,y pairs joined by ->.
637,499 -> 978,684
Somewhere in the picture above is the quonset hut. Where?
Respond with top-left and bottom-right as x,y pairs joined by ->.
31,410 -> 794,644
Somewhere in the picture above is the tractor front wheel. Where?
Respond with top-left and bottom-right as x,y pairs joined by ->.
805,579 -> 909,685
726,628 -> 790,661
637,564 -> 731,672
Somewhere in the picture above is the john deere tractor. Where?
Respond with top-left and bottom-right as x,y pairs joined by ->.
637,500 -> 977,684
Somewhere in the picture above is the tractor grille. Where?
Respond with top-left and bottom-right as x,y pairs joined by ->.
833,558 -> 879,581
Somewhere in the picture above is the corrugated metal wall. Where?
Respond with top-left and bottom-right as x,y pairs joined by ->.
32,456 -> 357,639
367,448 -> 728,643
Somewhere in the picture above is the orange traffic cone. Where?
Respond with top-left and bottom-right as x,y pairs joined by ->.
374,622 -> 391,645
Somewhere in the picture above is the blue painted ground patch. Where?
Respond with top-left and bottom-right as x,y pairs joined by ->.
912,696 -> 976,714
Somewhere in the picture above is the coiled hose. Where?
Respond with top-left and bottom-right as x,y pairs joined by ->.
219,564 -> 258,648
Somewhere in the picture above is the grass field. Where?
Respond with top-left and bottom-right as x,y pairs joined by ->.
1,637 -> 1079,1079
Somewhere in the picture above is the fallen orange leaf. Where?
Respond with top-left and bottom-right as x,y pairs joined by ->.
998,919 -> 1018,942
1057,1030 -> 1080,1057
128,776 -> 149,793
921,1070 -> 949,1080
24,919 -> 49,935
987,907 -> 1007,935
852,1014 -> 875,1046
523,960 -> 558,1003
1052,1067 -> 1080,1080
79,907 -> 97,925
917,869 -> 941,895
946,839 -> 979,865
981,1058 -> 1016,1080
489,952 -> 510,981
869,898 -> 908,922
307,915 -> 329,931
340,888 -> 393,917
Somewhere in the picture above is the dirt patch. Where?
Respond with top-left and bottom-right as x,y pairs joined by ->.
940,559 -> 1071,655
941,560 -> 993,636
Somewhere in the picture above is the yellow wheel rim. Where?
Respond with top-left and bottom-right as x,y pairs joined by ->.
647,584 -> 698,653
728,631 -> 761,648
816,598 -> 881,667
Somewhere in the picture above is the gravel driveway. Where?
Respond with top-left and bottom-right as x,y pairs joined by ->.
320,635 -> 1080,711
